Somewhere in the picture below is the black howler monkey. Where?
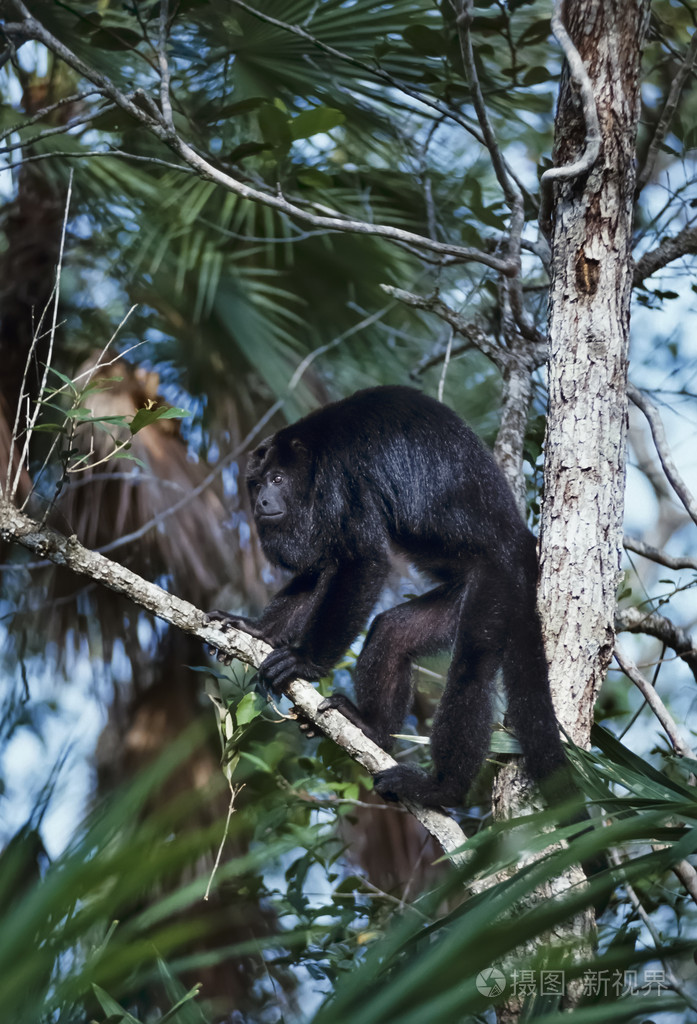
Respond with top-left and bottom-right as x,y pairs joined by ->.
211,386 -> 570,809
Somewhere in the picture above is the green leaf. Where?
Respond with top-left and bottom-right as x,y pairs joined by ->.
235,691 -> 266,727
517,18 -> 552,46
522,65 -> 553,86
87,27 -> 143,51
91,984 -> 141,1022
297,168 -> 334,189
258,104 -> 292,148
219,97 -> 266,118
46,367 -> 78,391
240,751 -> 274,774
290,106 -> 346,141
228,141 -> 272,162
130,405 -> 190,435
402,24 -> 446,56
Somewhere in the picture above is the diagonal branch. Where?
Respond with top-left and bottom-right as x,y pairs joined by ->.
635,29 -> 697,194
0,498 -> 468,861
614,646 -> 695,759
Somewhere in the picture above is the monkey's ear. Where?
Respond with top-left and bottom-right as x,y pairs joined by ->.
290,438 -> 310,461
247,437 -> 274,475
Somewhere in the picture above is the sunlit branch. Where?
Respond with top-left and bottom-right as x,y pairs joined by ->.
0,499 -> 468,861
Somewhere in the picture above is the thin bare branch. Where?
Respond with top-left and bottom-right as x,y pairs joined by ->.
450,0 -> 520,210
288,304 -> 393,391
450,0 -> 536,341
608,848 -> 697,1003
0,90 -> 101,143
380,284 -> 546,368
628,383 -> 697,526
616,606 -> 697,682
0,104 -> 116,156
636,29 -> 697,194
1,146 -> 198,175
437,328 -> 454,403
623,536 -> 697,572
9,173 -> 72,501
204,782 -> 245,901
633,223 -> 697,286
157,0 -> 174,129
614,646 -> 695,759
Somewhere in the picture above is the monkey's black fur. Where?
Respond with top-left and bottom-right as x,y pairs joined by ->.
212,386 -> 570,809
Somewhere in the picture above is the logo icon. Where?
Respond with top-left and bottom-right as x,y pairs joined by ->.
476,967 -> 506,998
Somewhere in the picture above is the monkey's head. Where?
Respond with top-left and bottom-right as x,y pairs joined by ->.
246,435 -> 318,571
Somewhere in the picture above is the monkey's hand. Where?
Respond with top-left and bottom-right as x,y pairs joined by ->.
257,645 -> 327,692
374,765 -> 455,809
205,610 -> 271,665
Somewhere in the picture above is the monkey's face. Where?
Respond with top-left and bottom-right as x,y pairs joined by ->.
250,468 -> 290,523
247,437 -> 312,525
246,437 -> 318,571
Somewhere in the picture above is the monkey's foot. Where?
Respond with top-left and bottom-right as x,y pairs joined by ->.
317,694 -> 386,748
373,765 -> 461,808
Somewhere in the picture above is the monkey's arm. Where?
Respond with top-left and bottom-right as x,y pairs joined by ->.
207,570 -> 328,651
209,556 -> 389,690
255,556 -> 389,690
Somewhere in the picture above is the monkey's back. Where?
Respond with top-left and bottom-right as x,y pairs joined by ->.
272,386 -> 531,576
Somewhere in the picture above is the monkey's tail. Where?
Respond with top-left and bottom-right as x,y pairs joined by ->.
501,595 -> 575,805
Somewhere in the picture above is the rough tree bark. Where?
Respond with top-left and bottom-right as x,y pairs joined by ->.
540,0 -> 650,747
493,3 -> 650,1018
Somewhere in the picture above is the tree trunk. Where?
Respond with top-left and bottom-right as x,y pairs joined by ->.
540,0 -> 650,743
495,3 -> 650,1018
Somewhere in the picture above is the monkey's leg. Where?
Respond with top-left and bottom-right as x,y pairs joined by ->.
323,585 -> 461,753
374,567 -> 505,807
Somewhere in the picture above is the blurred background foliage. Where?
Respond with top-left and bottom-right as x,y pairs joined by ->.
0,0 -> 696,1021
